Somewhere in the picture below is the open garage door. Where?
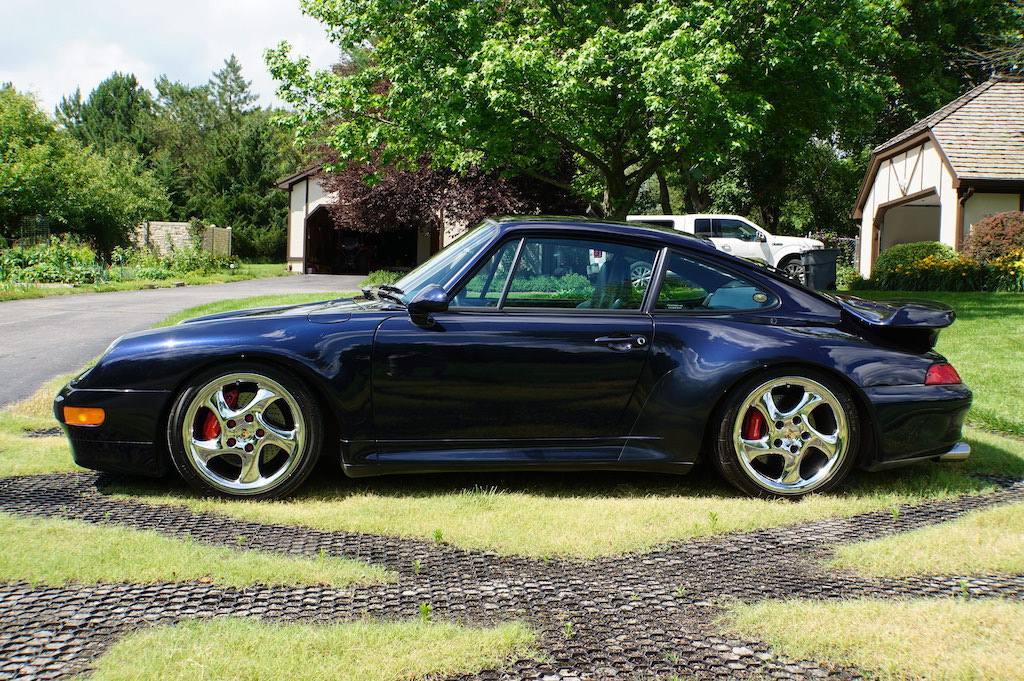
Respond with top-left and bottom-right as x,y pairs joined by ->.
303,207 -> 422,274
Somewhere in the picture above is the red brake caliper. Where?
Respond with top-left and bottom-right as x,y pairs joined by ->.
742,409 -> 766,440
200,389 -> 239,440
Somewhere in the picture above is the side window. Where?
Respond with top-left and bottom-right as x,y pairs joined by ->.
656,251 -> 777,311
454,236 -> 657,310
506,237 -> 657,310
716,219 -> 759,241
693,218 -> 714,237
453,239 -> 520,307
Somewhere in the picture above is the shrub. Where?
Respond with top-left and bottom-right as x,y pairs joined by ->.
870,242 -> 986,292
0,235 -> 102,284
835,265 -> 860,289
168,244 -> 220,275
963,211 -> 1024,262
871,241 -> 958,279
988,249 -> 1024,292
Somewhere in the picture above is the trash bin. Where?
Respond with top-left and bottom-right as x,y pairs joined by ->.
801,248 -> 840,290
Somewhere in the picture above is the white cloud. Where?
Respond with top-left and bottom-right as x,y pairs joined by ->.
0,0 -> 338,113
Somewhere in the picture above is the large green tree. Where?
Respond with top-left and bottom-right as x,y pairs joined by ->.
867,0 -> 1023,146
1,85 -> 168,253
268,0 -> 893,219
687,0 -> 1024,236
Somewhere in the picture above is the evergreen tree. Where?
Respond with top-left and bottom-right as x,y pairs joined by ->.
209,55 -> 258,121
146,76 -> 217,218
55,72 -> 153,158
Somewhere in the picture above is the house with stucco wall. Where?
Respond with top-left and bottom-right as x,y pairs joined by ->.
853,75 -> 1024,276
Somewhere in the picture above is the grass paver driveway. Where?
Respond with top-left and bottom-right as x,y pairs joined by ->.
1,470 -> 1022,680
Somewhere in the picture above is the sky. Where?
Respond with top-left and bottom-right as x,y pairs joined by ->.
0,0 -> 339,114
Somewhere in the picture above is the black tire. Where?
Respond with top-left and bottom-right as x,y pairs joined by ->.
712,368 -> 859,498
166,362 -> 322,500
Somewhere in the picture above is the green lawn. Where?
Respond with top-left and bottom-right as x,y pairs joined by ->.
88,619 -> 535,681
829,501 -> 1024,576
0,263 -> 292,302
726,599 -> 1024,681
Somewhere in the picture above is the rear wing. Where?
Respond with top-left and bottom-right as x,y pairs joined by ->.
831,294 -> 955,352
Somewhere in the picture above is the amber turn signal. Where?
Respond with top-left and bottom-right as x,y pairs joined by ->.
63,407 -> 105,426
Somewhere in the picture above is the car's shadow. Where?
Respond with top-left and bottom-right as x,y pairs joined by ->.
104,428 -> 1024,505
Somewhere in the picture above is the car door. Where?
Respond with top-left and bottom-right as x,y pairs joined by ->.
710,218 -> 773,263
370,234 -> 658,464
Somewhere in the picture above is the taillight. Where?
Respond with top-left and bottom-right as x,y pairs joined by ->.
925,363 -> 962,385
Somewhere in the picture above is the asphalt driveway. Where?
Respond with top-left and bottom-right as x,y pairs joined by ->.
0,274 -> 363,408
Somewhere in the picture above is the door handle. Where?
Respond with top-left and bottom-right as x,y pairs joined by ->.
720,244 -> 733,251
595,335 -> 648,352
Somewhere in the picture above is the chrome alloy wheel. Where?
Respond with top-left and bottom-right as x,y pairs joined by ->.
180,372 -> 307,495
732,376 -> 849,495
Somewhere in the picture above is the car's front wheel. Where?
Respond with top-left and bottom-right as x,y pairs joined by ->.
167,363 -> 322,499
713,369 -> 859,498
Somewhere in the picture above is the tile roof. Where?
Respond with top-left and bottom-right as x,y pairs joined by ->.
875,76 -> 1024,181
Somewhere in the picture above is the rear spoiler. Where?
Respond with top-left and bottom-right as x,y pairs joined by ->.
831,294 -> 955,352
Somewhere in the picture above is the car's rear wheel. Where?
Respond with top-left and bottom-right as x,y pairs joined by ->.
713,369 -> 859,498
167,363 -> 322,499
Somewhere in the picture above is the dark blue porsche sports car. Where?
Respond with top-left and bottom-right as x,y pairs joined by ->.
55,217 -> 971,499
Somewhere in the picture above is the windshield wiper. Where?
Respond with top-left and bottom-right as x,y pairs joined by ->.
361,285 -> 407,307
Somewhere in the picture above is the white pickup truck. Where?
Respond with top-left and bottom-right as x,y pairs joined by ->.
626,214 -> 824,278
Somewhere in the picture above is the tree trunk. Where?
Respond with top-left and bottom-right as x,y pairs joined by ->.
657,170 -> 672,214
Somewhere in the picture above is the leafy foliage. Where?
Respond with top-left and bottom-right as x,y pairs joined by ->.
866,0 -> 1024,147
147,58 -> 296,258
863,240 -> 1024,292
606,1 -> 1022,232
317,148 -> 584,236
1,85 -> 169,254
872,241 -> 958,276
360,269 -> 404,288
0,235 -> 101,284
56,72 -> 154,158
44,57 -> 295,259
963,211 -> 1024,262
988,249 -> 1024,293
268,0 -> 895,219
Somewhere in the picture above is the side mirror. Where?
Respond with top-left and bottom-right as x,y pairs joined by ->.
756,232 -> 767,243
407,284 -> 449,327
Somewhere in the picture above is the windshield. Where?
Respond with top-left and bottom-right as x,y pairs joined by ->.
393,223 -> 497,303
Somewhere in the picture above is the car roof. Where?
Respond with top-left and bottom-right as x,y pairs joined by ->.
484,215 -> 719,253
